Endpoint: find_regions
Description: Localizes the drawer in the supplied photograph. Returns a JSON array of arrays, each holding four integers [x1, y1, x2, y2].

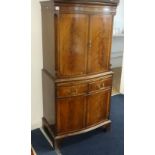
[[57, 83, 87, 98], [88, 76, 112, 93]]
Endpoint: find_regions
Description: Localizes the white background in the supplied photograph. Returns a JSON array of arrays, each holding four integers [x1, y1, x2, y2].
[[31, 0, 43, 129], [0, 0, 155, 155]]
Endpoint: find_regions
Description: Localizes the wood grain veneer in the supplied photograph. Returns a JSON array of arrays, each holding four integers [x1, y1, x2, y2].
[[41, 0, 119, 149]]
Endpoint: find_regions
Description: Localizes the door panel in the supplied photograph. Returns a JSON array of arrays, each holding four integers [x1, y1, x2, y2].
[[58, 14, 89, 77], [88, 14, 113, 73], [86, 89, 111, 127], [57, 96, 86, 134]]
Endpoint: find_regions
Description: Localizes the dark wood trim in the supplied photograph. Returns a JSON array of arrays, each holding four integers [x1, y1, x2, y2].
[[54, 0, 119, 6], [31, 149, 34, 155], [43, 68, 113, 83], [57, 75, 112, 86], [107, 75, 113, 119], [107, 15, 114, 70], [43, 117, 111, 140], [56, 87, 111, 99], [42, 117, 57, 149], [86, 15, 91, 74], [41, 0, 119, 6], [56, 120, 111, 139], [103, 122, 111, 132], [54, 5, 117, 15]]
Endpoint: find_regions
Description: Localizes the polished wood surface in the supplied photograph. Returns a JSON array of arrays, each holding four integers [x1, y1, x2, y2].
[[88, 14, 113, 73], [54, 0, 119, 6], [88, 76, 112, 92], [54, 4, 117, 15], [57, 83, 87, 98], [41, 0, 119, 149], [86, 89, 111, 126], [55, 0, 119, 3], [56, 96, 86, 134], [56, 85, 112, 134], [41, 1, 116, 78], [55, 6, 115, 77], [57, 14, 89, 77], [56, 75, 112, 97]]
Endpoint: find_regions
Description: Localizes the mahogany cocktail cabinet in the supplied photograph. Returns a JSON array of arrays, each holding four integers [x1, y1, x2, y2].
[[41, 0, 119, 149]]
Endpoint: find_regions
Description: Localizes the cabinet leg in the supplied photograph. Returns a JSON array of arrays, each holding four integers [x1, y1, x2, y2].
[[52, 139, 57, 150], [42, 118, 59, 150], [102, 123, 111, 132], [53, 139, 62, 150]]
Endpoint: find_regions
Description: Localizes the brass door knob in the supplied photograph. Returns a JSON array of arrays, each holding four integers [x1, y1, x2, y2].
[[96, 85, 101, 89], [70, 88, 77, 95], [100, 83, 104, 88], [96, 83, 104, 90]]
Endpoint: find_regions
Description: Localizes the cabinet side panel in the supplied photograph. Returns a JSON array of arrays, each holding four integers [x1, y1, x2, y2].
[[41, 2, 55, 75], [42, 71, 55, 125]]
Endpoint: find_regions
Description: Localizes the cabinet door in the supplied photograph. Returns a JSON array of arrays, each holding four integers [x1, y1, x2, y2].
[[88, 14, 113, 74], [57, 14, 89, 77], [86, 89, 111, 127], [56, 96, 86, 134]]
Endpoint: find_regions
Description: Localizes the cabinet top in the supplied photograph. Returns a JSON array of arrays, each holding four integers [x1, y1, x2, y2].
[[54, 0, 119, 5]]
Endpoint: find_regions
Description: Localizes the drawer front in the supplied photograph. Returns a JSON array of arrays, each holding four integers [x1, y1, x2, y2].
[[57, 83, 87, 98], [56, 75, 112, 98], [88, 76, 112, 93]]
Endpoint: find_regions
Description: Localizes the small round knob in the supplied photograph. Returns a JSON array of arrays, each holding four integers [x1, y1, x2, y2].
[[96, 85, 100, 89], [70, 88, 77, 95], [101, 83, 104, 88]]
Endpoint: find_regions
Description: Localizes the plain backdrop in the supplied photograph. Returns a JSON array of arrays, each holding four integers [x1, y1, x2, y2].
[[31, 0, 44, 129]]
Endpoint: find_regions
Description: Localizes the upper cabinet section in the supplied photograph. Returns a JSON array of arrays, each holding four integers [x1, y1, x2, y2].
[[54, 3, 116, 78], [41, 1, 118, 78]]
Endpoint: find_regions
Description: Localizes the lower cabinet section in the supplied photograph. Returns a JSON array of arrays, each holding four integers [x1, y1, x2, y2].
[[56, 88, 111, 135], [42, 70, 113, 137], [42, 71, 113, 149]]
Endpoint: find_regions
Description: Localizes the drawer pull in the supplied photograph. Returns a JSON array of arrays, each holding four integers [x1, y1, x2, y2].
[[70, 88, 78, 95], [101, 83, 104, 87], [96, 83, 105, 89]]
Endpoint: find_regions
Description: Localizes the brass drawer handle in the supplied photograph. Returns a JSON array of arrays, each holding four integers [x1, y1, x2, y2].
[[70, 88, 78, 95], [96, 85, 100, 89], [96, 83, 105, 89], [101, 83, 105, 88]]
